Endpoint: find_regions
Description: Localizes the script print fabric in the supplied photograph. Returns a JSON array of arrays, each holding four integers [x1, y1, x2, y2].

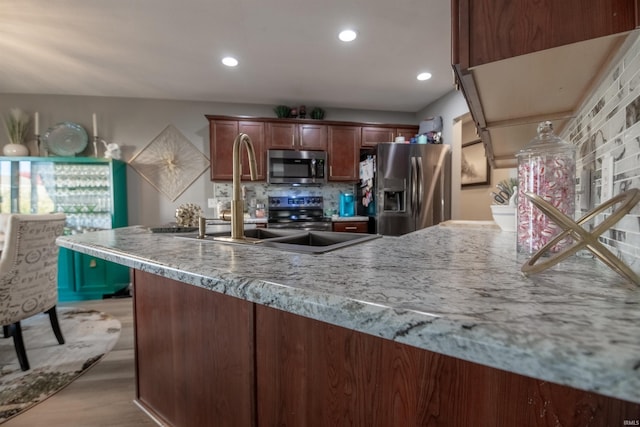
[[0, 215, 66, 325]]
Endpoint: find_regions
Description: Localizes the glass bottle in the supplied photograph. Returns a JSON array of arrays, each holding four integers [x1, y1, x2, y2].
[[516, 121, 576, 254]]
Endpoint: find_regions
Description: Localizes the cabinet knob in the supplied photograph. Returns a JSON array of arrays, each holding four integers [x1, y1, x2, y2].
[[89, 259, 97, 268]]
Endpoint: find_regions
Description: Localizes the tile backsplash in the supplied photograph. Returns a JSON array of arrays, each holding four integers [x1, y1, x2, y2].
[[211, 182, 356, 217], [561, 31, 640, 272]]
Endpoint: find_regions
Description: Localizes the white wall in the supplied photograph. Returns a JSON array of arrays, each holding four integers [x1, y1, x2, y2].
[[0, 94, 417, 226], [415, 90, 470, 219], [458, 167, 516, 220], [453, 113, 517, 220]]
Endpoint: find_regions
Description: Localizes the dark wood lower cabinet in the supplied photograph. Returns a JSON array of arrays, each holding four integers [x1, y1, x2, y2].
[[332, 220, 368, 233], [256, 305, 640, 426], [133, 270, 255, 427], [133, 271, 640, 426]]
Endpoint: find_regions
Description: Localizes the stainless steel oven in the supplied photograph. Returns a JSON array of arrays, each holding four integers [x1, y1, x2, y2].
[[267, 150, 327, 185], [267, 196, 332, 231]]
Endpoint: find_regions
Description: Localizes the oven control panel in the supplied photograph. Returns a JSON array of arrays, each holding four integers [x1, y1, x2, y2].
[[269, 196, 323, 208]]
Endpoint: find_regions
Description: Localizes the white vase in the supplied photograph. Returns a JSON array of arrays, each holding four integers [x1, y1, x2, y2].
[[3, 143, 29, 156], [490, 204, 516, 232]]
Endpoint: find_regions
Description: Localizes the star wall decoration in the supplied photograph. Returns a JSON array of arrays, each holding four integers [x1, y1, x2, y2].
[[129, 124, 209, 201]]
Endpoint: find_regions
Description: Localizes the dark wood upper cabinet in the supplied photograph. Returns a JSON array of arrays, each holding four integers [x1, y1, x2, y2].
[[266, 122, 327, 150], [298, 123, 327, 150], [209, 119, 265, 181], [207, 116, 417, 181], [328, 125, 360, 181], [395, 127, 419, 141], [361, 127, 394, 148], [361, 126, 419, 148], [451, 0, 639, 168], [453, 0, 639, 69]]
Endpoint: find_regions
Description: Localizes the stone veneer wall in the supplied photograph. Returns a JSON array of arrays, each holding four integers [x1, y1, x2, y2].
[[561, 31, 640, 272]]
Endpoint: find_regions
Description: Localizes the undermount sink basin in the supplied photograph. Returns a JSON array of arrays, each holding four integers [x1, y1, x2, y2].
[[198, 228, 302, 243], [176, 229, 380, 254], [261, 231, 380, 254]]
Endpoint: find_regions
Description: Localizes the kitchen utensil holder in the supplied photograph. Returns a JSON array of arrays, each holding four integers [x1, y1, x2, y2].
[[521, 189, 640, 286]]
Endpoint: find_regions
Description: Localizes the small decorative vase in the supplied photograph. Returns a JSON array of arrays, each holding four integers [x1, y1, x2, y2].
[[490, 204, 516, 232], [3, 143, 29, 156]]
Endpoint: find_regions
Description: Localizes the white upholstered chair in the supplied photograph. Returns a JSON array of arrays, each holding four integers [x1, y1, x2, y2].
[[0, 213, 67, 371]]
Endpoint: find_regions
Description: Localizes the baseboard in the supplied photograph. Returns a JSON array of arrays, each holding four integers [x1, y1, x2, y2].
[[133, 399, 169, 427]]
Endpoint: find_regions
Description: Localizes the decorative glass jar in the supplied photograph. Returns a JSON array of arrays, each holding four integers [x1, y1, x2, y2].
[[516, 121, 576, 254]]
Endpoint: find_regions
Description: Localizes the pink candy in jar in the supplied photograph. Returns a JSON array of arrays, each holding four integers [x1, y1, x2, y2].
[[516, 121, 576, 255]]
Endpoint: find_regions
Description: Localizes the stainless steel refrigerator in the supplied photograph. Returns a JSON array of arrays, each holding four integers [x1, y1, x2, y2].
[[358, 143, 451, 236]]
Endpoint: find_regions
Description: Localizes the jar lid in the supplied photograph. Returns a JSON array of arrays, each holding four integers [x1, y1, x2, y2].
[[516, 121, 575, 156]]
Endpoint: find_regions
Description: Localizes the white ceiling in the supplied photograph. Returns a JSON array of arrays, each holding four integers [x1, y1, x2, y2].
[[0, 0, 453, 113]]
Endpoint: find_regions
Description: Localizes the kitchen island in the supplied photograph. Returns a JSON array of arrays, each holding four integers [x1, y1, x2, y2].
[[57, 224, 640, 425]]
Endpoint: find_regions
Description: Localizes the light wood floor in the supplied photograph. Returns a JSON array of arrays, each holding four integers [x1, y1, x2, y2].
[[4, 298, 157, 427]]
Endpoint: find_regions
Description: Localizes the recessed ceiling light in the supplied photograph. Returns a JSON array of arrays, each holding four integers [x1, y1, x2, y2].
[[338, 29, 357, 42], [417, 72, 432, 81], [222, 56, 238, 67]]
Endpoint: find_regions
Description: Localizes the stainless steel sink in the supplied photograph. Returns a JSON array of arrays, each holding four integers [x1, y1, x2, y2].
[[261, 231, 380, 254], [199, 228, 301, 243], [176, 229, 380, 254]]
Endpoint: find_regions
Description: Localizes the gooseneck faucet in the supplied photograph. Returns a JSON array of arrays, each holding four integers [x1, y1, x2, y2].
[[231, 133, 258, 240]]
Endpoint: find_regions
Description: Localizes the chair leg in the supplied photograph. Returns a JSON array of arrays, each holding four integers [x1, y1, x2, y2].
[[3, 325, 9, 338], [9, 322, 30, 371], [47, 306, 65, 345]]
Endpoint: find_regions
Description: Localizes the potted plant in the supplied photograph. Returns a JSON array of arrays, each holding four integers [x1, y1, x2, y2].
[[490, 178, 518, 231], [310, 107, 325, 120], [273, 105, 291, 119], [3, 108, 30, 156]]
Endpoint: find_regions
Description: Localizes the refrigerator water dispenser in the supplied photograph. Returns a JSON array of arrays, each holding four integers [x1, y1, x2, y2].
[[383, 191, 405, 212]]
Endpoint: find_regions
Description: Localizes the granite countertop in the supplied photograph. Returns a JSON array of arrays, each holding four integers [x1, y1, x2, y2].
[[57, 224, 640, 404]]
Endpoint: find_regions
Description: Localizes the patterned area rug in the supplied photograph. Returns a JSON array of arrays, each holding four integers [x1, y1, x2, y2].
[[0, 307, 121, 423]]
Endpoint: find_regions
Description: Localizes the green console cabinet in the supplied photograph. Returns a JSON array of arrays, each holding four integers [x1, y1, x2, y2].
[[0, 156, 130, 301]]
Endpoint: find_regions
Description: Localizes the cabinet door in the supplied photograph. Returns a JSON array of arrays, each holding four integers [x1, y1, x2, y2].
[[453, 0, 638, 68], [298, 123, 327, 150], [210, 119, 265, 180], [328, 125, 360, 181], [134, 270, 255, 427], [256, 304, 640, 426], [267, 122, 328, 150], [361, 127, 394, 148], [256, 304, 442, 426], [395, 127, 418, 141], [266, 122, 296, 149]]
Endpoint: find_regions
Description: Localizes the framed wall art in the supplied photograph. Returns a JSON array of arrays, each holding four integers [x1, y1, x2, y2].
[[461, 140, 489, 187]]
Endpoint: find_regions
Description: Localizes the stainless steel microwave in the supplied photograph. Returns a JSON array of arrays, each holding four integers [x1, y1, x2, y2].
[[267, 150, 327, 184]]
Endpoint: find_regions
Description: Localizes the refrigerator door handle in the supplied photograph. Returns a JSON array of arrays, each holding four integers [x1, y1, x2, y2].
[[410, 156, 417, 214], [416, 156, 423, 215]]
